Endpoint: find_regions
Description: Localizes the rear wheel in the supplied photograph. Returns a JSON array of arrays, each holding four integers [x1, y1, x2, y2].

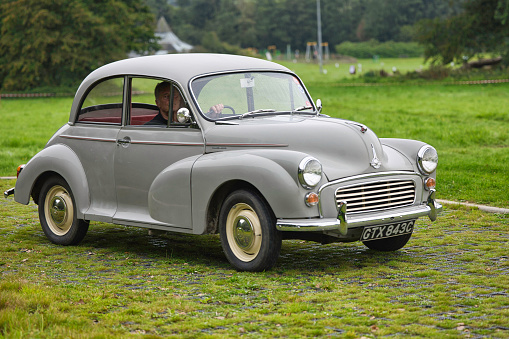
[[38, 177, 89, 245], [219, 190, 282, 271], [362, 233, 412, 251]]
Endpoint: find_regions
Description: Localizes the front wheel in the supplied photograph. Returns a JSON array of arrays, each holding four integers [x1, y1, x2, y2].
[[38, 177, 89, 245], [362, 233, 412, 251], [219, 190, 282, 271]]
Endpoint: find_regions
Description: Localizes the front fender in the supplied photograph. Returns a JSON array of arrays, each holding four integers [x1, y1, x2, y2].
[[381, 138, 432, 174], [14, 144, 90, 219], [191, 149, 324, 234]]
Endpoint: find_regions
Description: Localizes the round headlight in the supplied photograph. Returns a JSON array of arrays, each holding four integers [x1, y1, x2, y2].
[[417, 146, 438, 174], [298, 157, 322, 189]]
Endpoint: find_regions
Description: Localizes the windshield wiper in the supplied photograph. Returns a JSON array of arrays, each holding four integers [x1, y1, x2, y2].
[[292, 105, 314, 115], [240, 109, 276, 119]]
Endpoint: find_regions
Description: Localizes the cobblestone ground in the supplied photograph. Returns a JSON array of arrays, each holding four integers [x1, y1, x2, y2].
[[1, 178, 508, 338]]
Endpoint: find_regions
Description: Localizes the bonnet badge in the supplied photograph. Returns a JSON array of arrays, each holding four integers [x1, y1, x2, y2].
[[370, 143, 382, 169]]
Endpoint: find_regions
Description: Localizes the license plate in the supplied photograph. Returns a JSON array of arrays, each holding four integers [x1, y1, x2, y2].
[[361, 220, 415, 242]]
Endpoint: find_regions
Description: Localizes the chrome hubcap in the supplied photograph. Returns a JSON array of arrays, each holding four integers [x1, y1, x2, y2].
[[233, 216, 254, 250], [50, 196, 67, 225]]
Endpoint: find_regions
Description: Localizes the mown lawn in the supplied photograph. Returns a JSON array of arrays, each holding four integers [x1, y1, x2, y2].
[[1, 178, 508, 338]]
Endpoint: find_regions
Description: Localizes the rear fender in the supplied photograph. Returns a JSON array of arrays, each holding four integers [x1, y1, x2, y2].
[[14, 144, 90, 219]]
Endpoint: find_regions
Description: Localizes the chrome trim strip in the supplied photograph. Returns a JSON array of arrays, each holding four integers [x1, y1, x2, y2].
[[206, 143, 288, 147], [317, 171, 418, 217], [60, 135, 117, 143], [130, 141, 204, 146]]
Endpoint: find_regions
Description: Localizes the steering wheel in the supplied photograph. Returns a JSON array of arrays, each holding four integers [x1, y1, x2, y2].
[[222, 105, 235, 115], [207, 104, 235, 118]]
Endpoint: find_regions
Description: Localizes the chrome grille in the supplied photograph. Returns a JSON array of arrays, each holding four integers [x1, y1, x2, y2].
[[335, 180, 415, 213]]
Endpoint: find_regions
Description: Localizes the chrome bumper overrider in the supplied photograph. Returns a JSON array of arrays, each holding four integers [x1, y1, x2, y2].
[[276, 189, 442, 235], [4, 188, 14, 198]]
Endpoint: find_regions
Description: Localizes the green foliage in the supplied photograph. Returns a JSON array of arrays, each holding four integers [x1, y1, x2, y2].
[[158, 0, 455, 52], [335, 40, 424, 58], [415, 0, 509, 65], [0, 0, 158, 91], [362, 0, 437, 42], [198, 32, 241, 54]]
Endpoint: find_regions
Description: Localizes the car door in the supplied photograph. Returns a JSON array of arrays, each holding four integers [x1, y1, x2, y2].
[[112, 78, 204, 229]]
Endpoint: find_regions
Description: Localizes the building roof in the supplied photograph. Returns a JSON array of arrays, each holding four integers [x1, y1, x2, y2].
[[155, 17, 193, 53]]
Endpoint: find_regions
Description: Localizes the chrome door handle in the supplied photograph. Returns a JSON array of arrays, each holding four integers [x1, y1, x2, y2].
[[116, 136, 131, 147]]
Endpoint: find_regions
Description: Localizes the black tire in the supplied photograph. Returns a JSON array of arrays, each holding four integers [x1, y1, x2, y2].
[[362, 232, 412, 251], [219, 190, 282, 272], [38, 177, 89, 245]]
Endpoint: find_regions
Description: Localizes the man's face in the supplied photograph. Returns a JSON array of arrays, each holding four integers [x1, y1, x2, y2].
[[156, 86, 182, 121], [155, 85, 171, 119]]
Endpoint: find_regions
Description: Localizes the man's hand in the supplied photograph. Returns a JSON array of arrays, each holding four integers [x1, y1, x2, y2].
[[207, 104, 224, 119]]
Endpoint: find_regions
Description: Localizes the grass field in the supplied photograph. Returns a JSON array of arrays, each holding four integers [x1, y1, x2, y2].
[[280, 57, 430, 82], [1, 179, 508, 338]]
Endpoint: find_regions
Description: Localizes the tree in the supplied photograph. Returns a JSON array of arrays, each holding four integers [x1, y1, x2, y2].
[[415, 0, 509, 65], [0, 0, 158, 91]]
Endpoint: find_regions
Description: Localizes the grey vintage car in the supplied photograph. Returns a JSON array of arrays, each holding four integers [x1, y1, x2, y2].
[[5, 54, 441, 271]]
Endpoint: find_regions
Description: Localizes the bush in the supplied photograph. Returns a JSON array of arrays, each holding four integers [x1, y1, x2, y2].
[[335, 40, 424, 59]]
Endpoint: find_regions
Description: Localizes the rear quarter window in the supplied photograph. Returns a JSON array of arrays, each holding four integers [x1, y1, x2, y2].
[[77, 78, 124, 124]]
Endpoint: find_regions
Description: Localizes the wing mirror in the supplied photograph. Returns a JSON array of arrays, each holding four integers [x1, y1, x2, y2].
[[177, 107, 191, 123], [316, 99, 322, 114]]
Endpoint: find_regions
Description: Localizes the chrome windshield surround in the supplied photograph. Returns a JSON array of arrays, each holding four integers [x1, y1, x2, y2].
[[317, 171, 419, 218], [189, 70, 315, 122]]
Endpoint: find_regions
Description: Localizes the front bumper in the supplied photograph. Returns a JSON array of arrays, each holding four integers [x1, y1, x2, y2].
[[276, 189, 442, 235]]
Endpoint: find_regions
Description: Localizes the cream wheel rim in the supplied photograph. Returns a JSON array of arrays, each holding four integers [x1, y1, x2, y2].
[[44, 185, 74, 236], [226, 203, 262, 262]]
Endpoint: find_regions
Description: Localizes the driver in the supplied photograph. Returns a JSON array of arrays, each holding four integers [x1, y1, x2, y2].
[[147, 82, 225, 125], [146, 82, 182, 125]]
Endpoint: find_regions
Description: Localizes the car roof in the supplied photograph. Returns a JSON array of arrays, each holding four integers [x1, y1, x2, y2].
[[86, 53, 289, 82], [70, 53, 291, 122]]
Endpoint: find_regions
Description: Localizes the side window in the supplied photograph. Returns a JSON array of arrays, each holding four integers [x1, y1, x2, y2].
[[77, 78, 124, 124], [130, 78, 189, 127]]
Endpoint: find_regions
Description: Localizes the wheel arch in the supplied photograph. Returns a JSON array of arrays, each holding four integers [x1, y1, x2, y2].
[[205, 180, 275, 235], [191, 150, 321, 235], [14, 144, 90, 219]]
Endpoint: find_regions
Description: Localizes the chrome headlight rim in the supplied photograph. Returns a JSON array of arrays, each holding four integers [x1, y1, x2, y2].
[[298, 157, 322, 189], [417, 146, 438, 174]]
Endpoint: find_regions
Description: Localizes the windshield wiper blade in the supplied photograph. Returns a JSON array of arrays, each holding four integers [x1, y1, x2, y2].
[[294, 105, 313, 112], [240, 109, 276, 119], [292, 105, 315, 115]]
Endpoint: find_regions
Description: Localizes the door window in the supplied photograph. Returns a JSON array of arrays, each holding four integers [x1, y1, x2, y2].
[[130, 78, 188, 127]]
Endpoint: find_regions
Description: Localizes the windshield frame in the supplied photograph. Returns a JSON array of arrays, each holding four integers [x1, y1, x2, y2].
[[189, 70, 316, 122]]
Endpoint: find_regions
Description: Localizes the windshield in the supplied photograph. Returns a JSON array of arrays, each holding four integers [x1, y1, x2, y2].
[[191, 72, 314, 121]]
